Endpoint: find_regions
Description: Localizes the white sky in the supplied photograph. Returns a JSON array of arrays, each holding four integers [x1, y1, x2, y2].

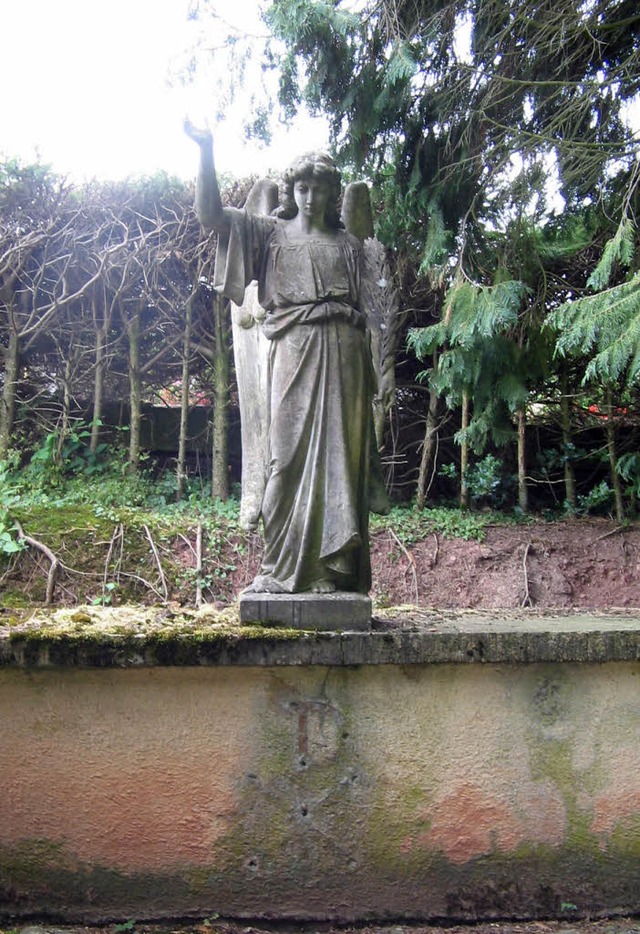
[[1, 0, 330, 182], [4, 0, 637, 188]]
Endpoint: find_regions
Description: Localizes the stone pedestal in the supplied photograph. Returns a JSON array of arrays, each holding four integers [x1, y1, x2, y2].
[[239, 591, 371, 631]]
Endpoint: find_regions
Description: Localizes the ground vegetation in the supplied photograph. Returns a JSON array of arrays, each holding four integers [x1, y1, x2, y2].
[[1, 457, 639, 610]]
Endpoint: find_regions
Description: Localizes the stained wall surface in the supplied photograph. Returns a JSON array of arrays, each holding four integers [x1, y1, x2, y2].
[[2, 660, 640, 919]]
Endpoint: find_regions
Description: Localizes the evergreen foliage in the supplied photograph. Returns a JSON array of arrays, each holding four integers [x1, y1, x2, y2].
[[546, 210, 640, 387], [408, 277, 531, 451]]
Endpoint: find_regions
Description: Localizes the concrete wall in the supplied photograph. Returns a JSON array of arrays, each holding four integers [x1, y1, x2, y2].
[[1, 618, 640, 920]]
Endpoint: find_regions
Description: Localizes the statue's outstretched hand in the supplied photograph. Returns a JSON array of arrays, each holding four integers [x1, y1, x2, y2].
[[184, 117, 226, 230], [183, 118, 213, 148]]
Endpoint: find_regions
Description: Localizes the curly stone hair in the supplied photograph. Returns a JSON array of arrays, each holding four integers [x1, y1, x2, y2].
[[274, 151, 343, 228]]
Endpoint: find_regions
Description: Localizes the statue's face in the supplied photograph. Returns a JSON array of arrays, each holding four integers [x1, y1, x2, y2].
[[293, 177, 331, 223]]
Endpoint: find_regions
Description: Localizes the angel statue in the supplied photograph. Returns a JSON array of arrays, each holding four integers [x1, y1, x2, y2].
[[185, 122, 397, 597]]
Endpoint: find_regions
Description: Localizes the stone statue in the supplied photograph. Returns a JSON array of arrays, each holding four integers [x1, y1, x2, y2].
[[185, 122, 389, 596], [227, 178, 278, 532]]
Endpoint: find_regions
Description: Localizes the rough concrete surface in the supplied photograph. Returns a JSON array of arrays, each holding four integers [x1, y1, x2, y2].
[[2, 656, 640, 920], [2, 608, 640, 922]]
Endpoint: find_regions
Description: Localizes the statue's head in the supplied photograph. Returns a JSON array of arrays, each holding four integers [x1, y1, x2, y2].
[[275, 151, 343, 228]]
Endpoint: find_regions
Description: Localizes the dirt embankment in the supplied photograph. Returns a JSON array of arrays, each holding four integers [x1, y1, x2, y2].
[[3, 514, 639, 612], [369, 518, 640, 611]]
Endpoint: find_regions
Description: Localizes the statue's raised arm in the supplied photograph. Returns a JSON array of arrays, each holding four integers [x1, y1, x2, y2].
[[183, 119, 229, 233]]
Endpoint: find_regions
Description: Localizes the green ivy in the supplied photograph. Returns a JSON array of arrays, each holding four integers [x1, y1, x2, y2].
[[0, 508, 25, 557], [370, 505, 498, 545]]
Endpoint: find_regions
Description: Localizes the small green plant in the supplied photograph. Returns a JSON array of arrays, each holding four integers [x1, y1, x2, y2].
[[91, 581, 118, 606], [465, 453, 506, 505], [617, 452, 640, 509], [439, 462, 458, 481], [370, 504, 493, 544], [0, 508, 25, 557], [21, 420, 116, 497], [560, 901, 578, 912], [438, 455, 511, 508], [114, 921, 136, 933], [0, 451, 23, 507], [30, 424, 104, 473], [577, 479, 613, 515]]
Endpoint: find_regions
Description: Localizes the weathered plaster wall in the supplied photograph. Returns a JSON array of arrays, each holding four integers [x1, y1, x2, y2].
[[2, 657, 640, 920]]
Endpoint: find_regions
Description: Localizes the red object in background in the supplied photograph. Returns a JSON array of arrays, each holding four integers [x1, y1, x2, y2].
[[587, 403, 628, 420]]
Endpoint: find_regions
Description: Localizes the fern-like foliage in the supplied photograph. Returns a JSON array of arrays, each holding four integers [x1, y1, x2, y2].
[[548, 273, 640, 385], [586, 217, 635, 291], [407, 277, 527, 359], [448, 279, 526, 343], [385, 40, 417, 86], [534, 216, 594, 263], [418, 202, 448, 275], [546, 214, 640, 386], [407, 277, 531, 450]]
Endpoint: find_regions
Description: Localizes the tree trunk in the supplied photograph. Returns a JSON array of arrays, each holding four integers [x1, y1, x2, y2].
[[560, 367, 576, 509], [177, 294, 194, 502], [416, 352, 439, 510], [460, 390, 470, 509], [211, 295, 229, 500], [0, 330, 20, 460], [90, 326, 106, 457], [127, 309, 142, 474], [605, 386, 625, 522], [517, 406, 528, 513], [56, 355, 73, 465]]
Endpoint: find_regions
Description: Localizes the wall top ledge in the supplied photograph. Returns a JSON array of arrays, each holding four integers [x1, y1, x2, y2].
[[1, 607, 639, 668]]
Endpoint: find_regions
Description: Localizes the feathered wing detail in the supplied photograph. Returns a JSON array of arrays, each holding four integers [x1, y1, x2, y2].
[[230, 179, 278, 530], [231, 286, 270, 529]]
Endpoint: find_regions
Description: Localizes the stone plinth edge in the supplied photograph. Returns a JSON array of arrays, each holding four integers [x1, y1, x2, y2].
[[1, 613, 640, 668], [239, 591, 371, 630]]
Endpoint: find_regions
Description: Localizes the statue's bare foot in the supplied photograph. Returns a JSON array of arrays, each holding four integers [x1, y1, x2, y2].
[[309, 579, 336, 593], [243, 575, 286, 594]]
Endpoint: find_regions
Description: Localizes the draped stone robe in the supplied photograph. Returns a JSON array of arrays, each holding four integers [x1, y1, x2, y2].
[[215, 208, 374, 593]]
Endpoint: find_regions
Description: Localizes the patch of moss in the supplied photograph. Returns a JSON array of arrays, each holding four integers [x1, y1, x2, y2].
[[1, 605, 312, 670], [6, 501, 247, 607], [236, 624, 305, 640], [526, 726, 605, 857], [0, 590, 32, 609], [0, 838, 195, 914], [605, 812, 640, 859]]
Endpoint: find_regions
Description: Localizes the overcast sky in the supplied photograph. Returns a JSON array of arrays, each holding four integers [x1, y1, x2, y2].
[[1, 0, 329, 181]]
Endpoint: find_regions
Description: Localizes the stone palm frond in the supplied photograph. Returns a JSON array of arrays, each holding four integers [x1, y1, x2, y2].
[[362, 237, 403, 448]]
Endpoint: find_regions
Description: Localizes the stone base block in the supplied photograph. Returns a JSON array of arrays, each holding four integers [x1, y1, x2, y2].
[[239, 591, 371, 631]]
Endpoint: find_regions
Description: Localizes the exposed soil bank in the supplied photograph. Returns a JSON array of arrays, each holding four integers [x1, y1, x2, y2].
[[3, 514, 639, 612], [370, 518, 640, 610]]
